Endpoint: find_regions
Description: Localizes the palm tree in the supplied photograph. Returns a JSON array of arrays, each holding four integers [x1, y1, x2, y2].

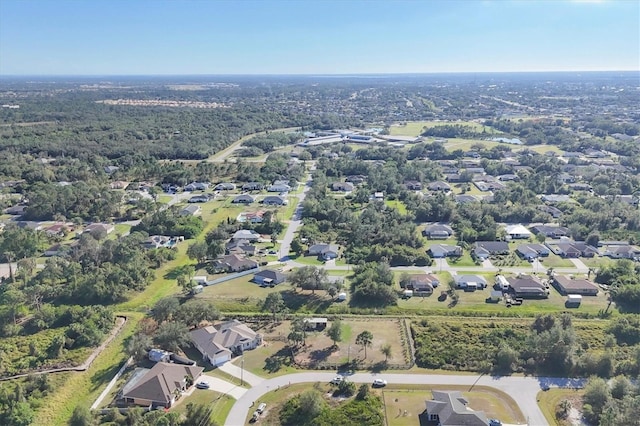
[[380, 344, 392, 362], [355, 331, 373, 359]]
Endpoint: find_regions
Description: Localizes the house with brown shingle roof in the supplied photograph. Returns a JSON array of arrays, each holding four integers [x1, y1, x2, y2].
[[120, 362, 203, 408]]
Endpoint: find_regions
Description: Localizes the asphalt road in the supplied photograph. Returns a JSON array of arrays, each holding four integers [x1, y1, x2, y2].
[[224, 371, 585, 426], [278, 168, 313, 261]]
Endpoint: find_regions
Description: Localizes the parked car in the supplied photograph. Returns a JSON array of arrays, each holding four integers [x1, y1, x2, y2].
[[372, 379, 387, 387], [250, 411, 259, 422], [330, 376, 344, 384], [489, 420, 502, 426], [195, 381, 210, 389], [257, 403, 267, 414]]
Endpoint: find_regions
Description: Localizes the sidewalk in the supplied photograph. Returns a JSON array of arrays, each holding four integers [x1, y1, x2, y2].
[[219, 360, 265, 387]]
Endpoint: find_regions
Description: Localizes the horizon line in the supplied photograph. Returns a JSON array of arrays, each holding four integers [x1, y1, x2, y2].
[[1, 70, 639, 78]]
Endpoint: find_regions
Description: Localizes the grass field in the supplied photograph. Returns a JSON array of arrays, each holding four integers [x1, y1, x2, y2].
[[382, 385, 525, 426], [389, 120, 495, 137], [232, 340, 298, 378], [174, 389, 235, 425], [384, 199, 408, 214], [538, 253, 574, 268]]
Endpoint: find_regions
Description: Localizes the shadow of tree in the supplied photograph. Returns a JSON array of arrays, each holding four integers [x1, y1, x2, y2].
[[163, 264, 194, 280], [309, 346, 334, 362], [264, 346, 293, 373]]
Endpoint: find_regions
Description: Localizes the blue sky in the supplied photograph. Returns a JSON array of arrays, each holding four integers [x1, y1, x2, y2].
[[0, 0, 638, 75]]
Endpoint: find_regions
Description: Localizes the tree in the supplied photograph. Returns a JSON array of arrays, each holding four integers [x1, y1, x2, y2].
[[174, 300, 220, 327], [69, 405, 95, 426], [355, 331, 373, 359], [326, 320, 342, 347], [298, 389, 327, 419], [126, 332, 153, 361], [263, 292, 285, 323], [271, 233, 278, 248], [583, 376, 611, 424], [289, 266, 329, 294], [290, 238, 303, 256], [207, 240, 224, 259], [152, 297, 180, 323], [186, 241, 208, 264], [380, 343, 392, 362], [153, 321, 189, 353], [495, 343, 519, 373], [182, 402, 217, 426]]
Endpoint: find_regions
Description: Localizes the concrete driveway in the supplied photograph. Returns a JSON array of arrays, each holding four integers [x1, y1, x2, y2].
[[197, 374, 247, 400]]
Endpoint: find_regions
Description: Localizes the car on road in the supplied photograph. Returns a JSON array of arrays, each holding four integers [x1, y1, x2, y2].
[[330, 376, 344, 384], [195, 381, 210, 389], [372, 379, 387, 387]]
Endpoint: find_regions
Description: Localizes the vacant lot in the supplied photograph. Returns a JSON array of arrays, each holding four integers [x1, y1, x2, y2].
[[382, 385, 525, 426], [174, 388, 235, 425], [537, 388, 584, 426], [255, 318, 410, 368]]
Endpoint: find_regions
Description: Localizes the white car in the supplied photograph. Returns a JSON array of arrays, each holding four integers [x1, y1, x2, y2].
[[330, 376, 344, 384], [372, 379, 387, 387]]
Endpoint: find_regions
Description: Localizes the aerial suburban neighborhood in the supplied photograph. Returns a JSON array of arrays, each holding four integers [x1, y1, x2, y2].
[[1, 29, 639, 426]]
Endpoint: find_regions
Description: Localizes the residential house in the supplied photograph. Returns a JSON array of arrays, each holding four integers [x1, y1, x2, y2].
[[497, 174, 519, 182], [242, 182, 264, 191], [231, 230, 261, 241], [516, 244, 550, 261], [332, 182, 354, 192], [473, 241, 509, 260], [455, 275, 487, 290], [603, 245, 640, 260], [44, 223, 70, 237], [308, 243, 339, 260], [83, 223, 115, 236], [185, 182, 210, 191], [253, 269, 286, 286], [4, 205, 26, 215], [423, 224, 454, 239], [232, 194, 255, 204], [505, 224, 532, 240], [553, 275, 598, 296], [428, 244, 462, 258], [373, 192, 384, 201], [403, 273, 439, 295], [424, 391, 489, 426], [427, 181, 451, 192], [213, 182, 235, 191], [188, 195, 210, 203], [557, 173, 576, 184], [44, 243, 65, 257], [444, 173, 462, 183], [120, 362, 203, 408], [180, 205, 201, 216], [546, 241, 598, 258], [267, 183, 291, 192], [141, 235, 178, 250], [404, 180, 422, 190], [104, 165, 119, 174], [238, 211, 265, 223], [454, 195, 478, 204], [224, 239, 256, 256], [190, 320, 262, 366], [538, 205, 563, 219], [262, 195, 287, 206], [474, 181, 506, 192], [345, 175, 366, 184], [530, 225, 570, 239], [212, 254, 258, 272], [507, 275, 548, 298], [568, 183, 592, 192], [541, 194, 571, 204]]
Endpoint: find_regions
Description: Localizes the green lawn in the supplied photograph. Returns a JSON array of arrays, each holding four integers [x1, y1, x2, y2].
[[389, 120, 496, 137], [384, 199, 408, 214], [538, 253, 574, 268], [174, 389, 235, 425], [157, 194, 173, 204], [444, 138, 503, 152], [446, 252, 478, 267], [233, 340, 298, 378]]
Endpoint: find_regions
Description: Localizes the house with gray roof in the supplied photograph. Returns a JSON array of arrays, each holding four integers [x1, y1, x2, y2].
[[180, 204, 201, 216], [424, 390, 489, 426], [120, 362, 203, 408], [212, 254, 258, 272], [308, 243, 339, 260], [191, 320, 262, 366], [253, 269, 287, 286], [262, 195, 288, 206], [423, 224, 454, 240], [332, 182, 354, 192], [507, 275, 548, 298], [455, 275, 487, 290], [473, 241, 509, 260], [427, 181, 451, 192], [428, 244, 462, 258], [232, 194, 255, 204], [516, 244, 550, 261], [530, 225, 569, 239], [231, 230, 261, 241]]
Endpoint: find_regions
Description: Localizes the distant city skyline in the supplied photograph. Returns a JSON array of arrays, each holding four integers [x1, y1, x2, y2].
[[0, 0, 638, 75]]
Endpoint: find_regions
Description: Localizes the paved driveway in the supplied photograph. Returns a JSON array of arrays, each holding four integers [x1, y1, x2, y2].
[[197, 375, 247, 400]]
